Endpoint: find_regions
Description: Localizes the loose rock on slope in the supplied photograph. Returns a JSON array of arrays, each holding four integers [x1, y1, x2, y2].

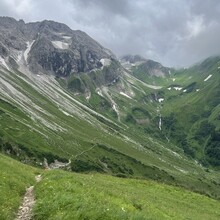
[[15, 175, 42, 220]]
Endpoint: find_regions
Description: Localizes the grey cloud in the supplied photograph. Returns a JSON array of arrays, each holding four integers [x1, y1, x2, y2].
[[1, 0, 220, 66], [72, 0, 131, 16]]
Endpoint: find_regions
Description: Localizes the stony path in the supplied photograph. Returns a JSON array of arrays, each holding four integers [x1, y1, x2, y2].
[[35, 175, 42, 183], [15, 175, 42, 220]]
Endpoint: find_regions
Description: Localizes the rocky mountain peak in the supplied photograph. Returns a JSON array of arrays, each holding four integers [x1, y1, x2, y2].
[[120, 54, 171, 78], [0, 16, 116, 77]]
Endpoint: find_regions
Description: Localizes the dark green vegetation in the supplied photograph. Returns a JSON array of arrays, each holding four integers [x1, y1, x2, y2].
[[71, 143, 175, 183], [0, 153, 38, 220], [130, 56, 220, 168], [160, 57, 220, 167]]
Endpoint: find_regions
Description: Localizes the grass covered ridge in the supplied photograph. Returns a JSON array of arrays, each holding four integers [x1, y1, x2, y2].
[[0, 153, 39, 220], [34, 170, 220, 220]]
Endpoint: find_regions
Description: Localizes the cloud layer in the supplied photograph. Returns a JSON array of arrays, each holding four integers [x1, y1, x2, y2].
[[1, 0, 220, 66]]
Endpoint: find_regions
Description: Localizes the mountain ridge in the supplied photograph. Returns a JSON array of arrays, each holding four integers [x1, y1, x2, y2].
[[0, 16, 116, 78], [0, 17, 220, 206]]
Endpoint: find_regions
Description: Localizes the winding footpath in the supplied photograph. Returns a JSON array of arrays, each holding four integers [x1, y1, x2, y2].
[[15, 175, 42, 220]]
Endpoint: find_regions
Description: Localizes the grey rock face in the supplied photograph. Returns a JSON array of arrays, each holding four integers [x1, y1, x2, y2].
[[0, 17, 27, 52], [120, 54, 147, 64], [121, 54, 171, 78], [0, 16, 115, 77], [137, 60, 171, 77]]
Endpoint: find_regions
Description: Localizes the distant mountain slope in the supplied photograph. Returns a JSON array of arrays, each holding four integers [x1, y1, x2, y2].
[[160, 56, 220, 166], [0, 17, 220, 200], [124, 55, 220, 167], [121, 54, 172, 79]]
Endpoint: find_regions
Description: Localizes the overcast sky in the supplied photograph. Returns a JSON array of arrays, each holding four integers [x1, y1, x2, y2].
[[1, 0, 220, 67]]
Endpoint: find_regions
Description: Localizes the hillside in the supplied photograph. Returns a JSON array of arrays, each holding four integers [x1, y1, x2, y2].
[[0, 17, 220, 219], [157, 57, 220, 166], [1, 52, 220, 199], [33, 170, 220, 220], [0, 153, 38, 219], [1, 154, 220, 220], [125, 55, 220, 167]]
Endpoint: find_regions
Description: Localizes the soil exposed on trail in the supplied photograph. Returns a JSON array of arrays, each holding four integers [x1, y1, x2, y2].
[[15, 175, 41, 220]]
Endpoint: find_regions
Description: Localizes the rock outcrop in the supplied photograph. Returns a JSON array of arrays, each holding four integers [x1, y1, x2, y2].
[[0, 17, 115, 77]]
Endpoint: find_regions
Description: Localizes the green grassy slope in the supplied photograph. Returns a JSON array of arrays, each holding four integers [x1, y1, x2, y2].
[[0, 153, 39, 220], [128, 56, 220, 167], [1, 64, 220, 199], [34, 169, 220, 220], [160, 57, 220, 166], [1, 154, 220, 220]]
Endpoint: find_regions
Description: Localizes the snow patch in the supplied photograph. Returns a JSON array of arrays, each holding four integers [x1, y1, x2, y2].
[[196, 89, 200, 92], [172, 78, 176, 82], [173, 87, 182, 91], [96, 88, 104, 97], [159, 116, 162, 130], [167, 87, 171, 90], [52, 41, 69, 50], [62, 36, 72, 40], [112, 104, 117, 112], [100, 58, 111, 67], [158, 98, 164, 103], [183, 89, 187, 93], [204, 74, 212, 82]]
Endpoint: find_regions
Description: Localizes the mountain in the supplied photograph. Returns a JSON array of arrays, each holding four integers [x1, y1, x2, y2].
[[160, 56, 220, 166], [0, 17, 115, 78], [121, 54, 220, 167], [0, 17, 220, 218], [134, 59, 171, 77], [120, 55, 174, 97]]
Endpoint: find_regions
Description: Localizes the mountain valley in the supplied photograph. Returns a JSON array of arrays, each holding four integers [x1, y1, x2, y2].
[[0, 17, 220, 219]]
